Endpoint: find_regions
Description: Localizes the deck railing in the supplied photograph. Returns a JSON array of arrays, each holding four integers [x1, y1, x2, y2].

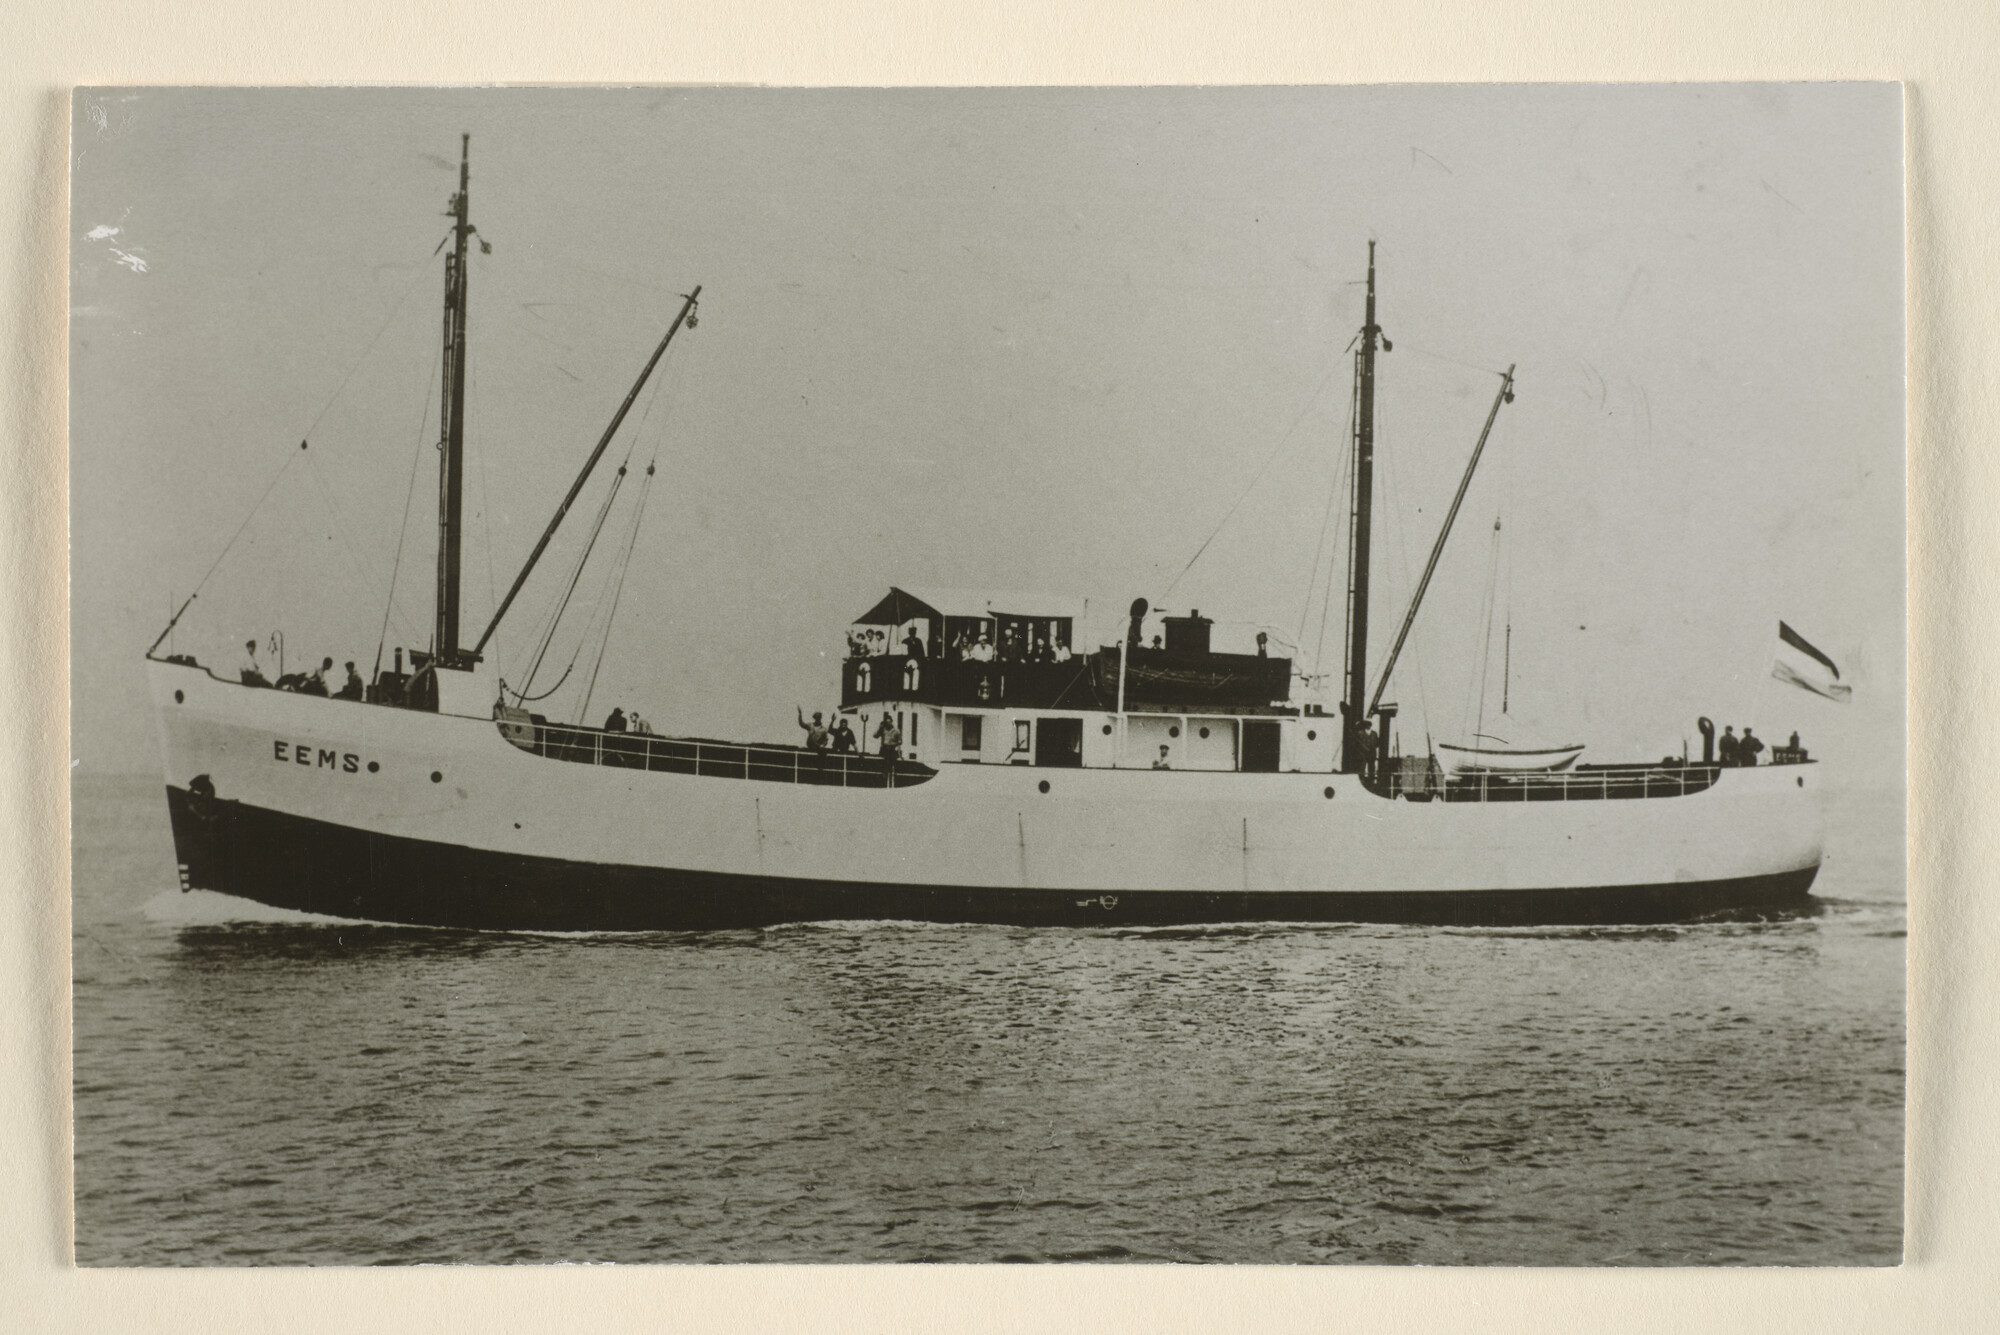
[[505, 718, 936, 789], [1380, 764, 1730, 803]]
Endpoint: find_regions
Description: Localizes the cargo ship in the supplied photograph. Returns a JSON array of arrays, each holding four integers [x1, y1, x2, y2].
[[145, 138, 1824, 930]]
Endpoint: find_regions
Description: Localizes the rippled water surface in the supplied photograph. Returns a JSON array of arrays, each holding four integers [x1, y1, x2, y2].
[[72, 773, 1903, 1265]]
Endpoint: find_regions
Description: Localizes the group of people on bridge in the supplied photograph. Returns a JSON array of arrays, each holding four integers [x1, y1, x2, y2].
[[948, 624, 1071, 665], [846, 623, 1072, 666]]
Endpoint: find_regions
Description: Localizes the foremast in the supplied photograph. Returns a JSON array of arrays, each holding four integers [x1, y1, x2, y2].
[[1340, 242, 1389, 773]]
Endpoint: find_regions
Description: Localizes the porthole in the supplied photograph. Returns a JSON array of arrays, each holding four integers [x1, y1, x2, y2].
[[1797, 776, 1804, 787], [1038, 780, 1050, 794], [1101, 724, 1113, 735], [1168, 725, 1181, 738], [173, 690, 184, 704], [1307, 729, 1317, 741], [430, 771, 443, 783], [1198, 726, 1210, 739], [367, 761, 380, 773], [1323, 786, 1335, 799]]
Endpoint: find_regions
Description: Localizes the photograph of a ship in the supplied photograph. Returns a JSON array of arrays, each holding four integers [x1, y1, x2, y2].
[[71, 86, 1904, 1265]]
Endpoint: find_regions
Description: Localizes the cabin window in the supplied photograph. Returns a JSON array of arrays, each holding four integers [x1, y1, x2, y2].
[[962, 715, 983, 751], [903, 659, 921, 690], [911, 712, 919, 746], [1014, 720, 1031, 752], [856, 662, 872, 693]]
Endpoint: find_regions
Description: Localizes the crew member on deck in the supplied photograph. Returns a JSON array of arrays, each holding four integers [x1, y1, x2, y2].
[[1051, 632, 1071, 664], [1740, 727, 1765, 767], [1718, 726, 1740, 766], [336, 661, 364, 700], [875, 714, 903, 761], [240, 639, 269, 687], [903, 629, 926, 659], [304, 657, 333, 696], [604, 706, 627, 733], [798, 707, 830, 752], [831, 717, 858, 753], [966, 633, 995, 663], [1153, 744, 1173, 770]]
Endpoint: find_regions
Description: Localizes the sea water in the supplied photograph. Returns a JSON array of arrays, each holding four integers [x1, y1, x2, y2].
[[71, 772, 1903, 1265]]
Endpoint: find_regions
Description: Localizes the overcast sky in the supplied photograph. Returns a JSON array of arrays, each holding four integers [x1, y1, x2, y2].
[[71, 85, 1902, 774]]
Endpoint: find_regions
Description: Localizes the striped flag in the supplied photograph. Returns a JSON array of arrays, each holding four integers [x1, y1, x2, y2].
[[1773, 621, 1851, 703]]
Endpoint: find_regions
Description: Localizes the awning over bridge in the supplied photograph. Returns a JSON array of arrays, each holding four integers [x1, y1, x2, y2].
[[850, 586, 1089, 628]]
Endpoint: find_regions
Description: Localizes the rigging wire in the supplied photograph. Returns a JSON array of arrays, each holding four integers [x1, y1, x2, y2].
[[1394, 339, 1505, 378], [562, 484, 642, 721], [1296, 372, 1358, 665], [568, 350, 682, 721], [1162, 357, 1344, 600], [160, 238, 447, 650], [1469, 515, 1504, 742], [511, 663, 575, 704], [1313, 367, 1362, 690], [304, 450, 410, 631], [511, 346, 679, 705], [1458, 384, 1521, 743], [504, 340, 682, 690], [507, 338, 683, 714], [577, 465, 656, 725], [1368, 364, 1430, 746], [301, 240, 450, 443], [373, 335, 444, 681], [179, 447, 304, 612], [515, 466, 630, 703], [472, 357, 501, 671]]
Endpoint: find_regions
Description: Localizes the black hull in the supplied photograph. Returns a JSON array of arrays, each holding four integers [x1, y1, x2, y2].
[[165, 786, 1819, 932]]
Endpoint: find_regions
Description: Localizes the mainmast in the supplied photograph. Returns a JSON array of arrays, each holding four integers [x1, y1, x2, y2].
[[435, 133, 477, 668], [1340, 242, 1390, 773]]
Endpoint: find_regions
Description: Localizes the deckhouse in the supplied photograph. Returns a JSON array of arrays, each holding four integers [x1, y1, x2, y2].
[[838, 585, 1331, 774]]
